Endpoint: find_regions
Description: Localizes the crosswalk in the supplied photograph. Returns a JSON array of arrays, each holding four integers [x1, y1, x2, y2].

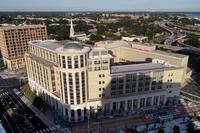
[[0, 90, 14, 97], [34, 126, 57, 133]]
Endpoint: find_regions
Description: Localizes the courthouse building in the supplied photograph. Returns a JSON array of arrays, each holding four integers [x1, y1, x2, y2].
[[0, 25, 47, 70], [25, 40, 188, 122]]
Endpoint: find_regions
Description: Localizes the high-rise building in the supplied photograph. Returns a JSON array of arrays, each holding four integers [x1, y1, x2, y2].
[[0, 25, 48, 70], [25, 40, 188, 122]]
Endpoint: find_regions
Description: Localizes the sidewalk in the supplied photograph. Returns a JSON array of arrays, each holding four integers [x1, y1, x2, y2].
[[20, 95, 55, 128]]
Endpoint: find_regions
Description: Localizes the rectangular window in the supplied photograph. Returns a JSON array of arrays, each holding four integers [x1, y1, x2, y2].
[[62, 56, 66, 68], [133, 99, 138, 108], [80, 55, 84, 67], [81, 71, 86, 102], [74, 56, 79, 68], [69, 73, 74, 104], [94, 60, 100, 64], [95, 67, 101, 71], [75, 72, 80, 104], [67, 56, 72, 68], [102, 60, 108, 64]]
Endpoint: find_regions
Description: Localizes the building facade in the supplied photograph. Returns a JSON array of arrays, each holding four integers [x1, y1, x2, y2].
[[25, 40, 188, 122], [0, 25, 48, 70]]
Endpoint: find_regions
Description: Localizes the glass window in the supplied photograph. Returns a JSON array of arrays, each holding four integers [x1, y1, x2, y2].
[[74, 56, 79, 68], [80, 55, 84, 67], [67, 56, 72, 68], [62, 56, 66, 68]]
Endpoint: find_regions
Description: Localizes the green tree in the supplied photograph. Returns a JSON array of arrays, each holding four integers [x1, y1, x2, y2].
[[187, 121, 195, 133], [173, 125, 180, 133], [97, 24, 107, 34], [75, 20, 91, 34], [157, 128, 165, 133], [90, 34, 103, 42]]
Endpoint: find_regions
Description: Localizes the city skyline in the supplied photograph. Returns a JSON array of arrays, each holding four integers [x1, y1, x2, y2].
[[0, 0, 200, 12]]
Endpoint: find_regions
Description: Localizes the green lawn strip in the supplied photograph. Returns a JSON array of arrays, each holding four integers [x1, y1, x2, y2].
[[21, 84, 49, 112]]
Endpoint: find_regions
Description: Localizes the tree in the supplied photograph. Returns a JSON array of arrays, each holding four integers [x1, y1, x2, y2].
[[187, 121, 195, 133], [75, 20, 90, 34], [173, 125, 180, 133], [90, 34, 103, 42], [97, 24, 107, 34], [157, 128, 165, 133]]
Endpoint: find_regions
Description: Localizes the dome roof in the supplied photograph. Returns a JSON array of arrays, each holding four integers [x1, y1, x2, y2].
[[63, 42, 84, 51]]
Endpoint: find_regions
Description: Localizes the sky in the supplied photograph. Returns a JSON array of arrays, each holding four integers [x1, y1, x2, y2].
[[0, 0, 200, 12]]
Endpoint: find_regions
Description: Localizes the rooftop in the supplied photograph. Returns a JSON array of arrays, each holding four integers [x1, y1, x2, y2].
[[0, 24, 46, 30], [31, 40, 90, 53], [111, 63, 177, 74], [63, 41, 84, 51]]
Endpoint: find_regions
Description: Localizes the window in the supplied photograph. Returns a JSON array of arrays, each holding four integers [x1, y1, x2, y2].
[[99, 88, 101, 91], [99, 94, 101, 97], [80, 55, 84, 67], [133, 99, 138, 108], [103, 66, 108, 70], [95, 67, 100, 71], [81, 71, 86, 102], [94, 60, 100, 64], [153, 96, 159, 105], [69, 73, 74, 104], [111, 92, 115, 96], [99, 75, 101, 78], [140, 98, 145, 107], [62, 56, 66, 68], [75, 72, 80, 104], [74, 56, 79, 68], [67, 56, 72, 68], [103, 60, 108, 64], [99, 81, 101, 84]]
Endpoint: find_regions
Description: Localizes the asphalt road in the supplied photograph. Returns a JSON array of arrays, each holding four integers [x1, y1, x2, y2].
[[0, 89, 47, 132], [0, 100, 20, 133]]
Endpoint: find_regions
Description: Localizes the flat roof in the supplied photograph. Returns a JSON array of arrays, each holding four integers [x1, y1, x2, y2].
[[111, 63, 176, 74], [0, 24, 46, 30], [31, 40, 91, 53], [121, 46, 187, 59], [31, 40, 63, 51], [154, 50, 187, 58]]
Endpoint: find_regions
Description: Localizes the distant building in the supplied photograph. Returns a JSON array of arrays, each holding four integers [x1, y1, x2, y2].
[[69, 19, 89, 42], [122, 35, 148, 42], [0, 25, 48, 70], [25, 40, 188, 122]]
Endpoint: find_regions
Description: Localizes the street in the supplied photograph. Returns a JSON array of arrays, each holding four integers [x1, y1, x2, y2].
[[0, 88, 49, 133]]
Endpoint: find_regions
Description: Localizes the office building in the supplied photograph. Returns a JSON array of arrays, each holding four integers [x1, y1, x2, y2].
[[25, 40, 188, 122], [0, 25, 48, 70]]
